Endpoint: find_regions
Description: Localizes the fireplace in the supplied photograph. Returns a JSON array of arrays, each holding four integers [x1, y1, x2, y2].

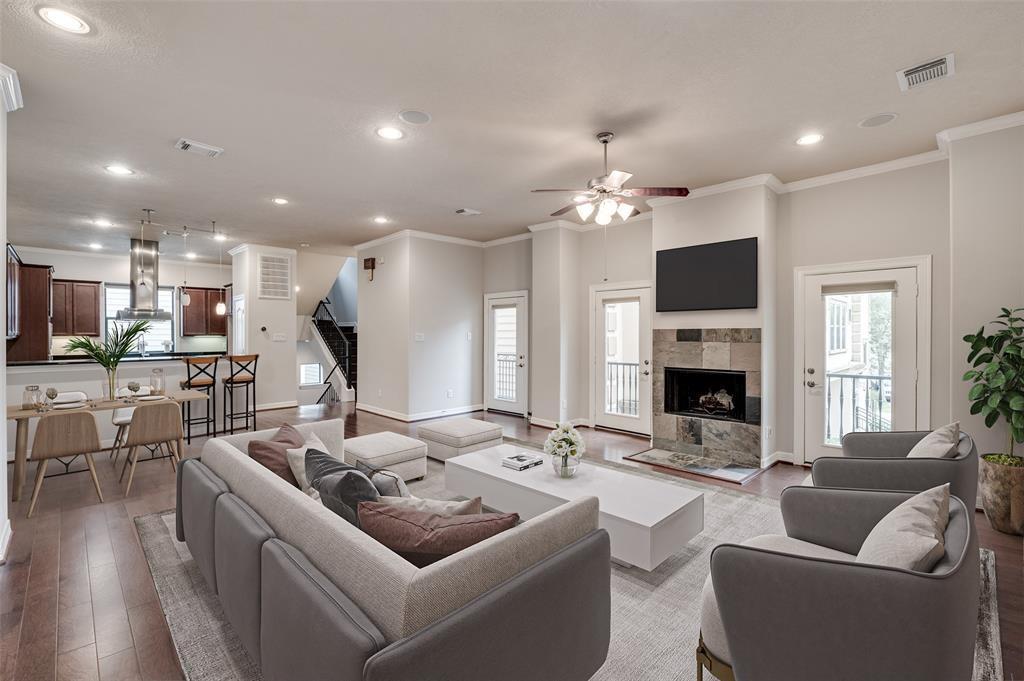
[[664, 367, 746, 423]]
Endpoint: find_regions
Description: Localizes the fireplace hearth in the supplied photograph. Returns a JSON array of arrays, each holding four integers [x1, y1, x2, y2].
[[664, 367, 746, 423]]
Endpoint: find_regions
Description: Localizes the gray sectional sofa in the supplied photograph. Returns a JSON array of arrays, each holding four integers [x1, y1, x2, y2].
[[175, 420, 612, 681]]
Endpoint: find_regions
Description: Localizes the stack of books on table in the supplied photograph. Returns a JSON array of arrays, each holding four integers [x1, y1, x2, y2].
[[502, 452, 544, 471]]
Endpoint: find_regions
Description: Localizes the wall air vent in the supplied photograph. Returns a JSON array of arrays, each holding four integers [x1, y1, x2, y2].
[[175, 137, 225, 158], [897, 53, 955, 92], [257, 254, 291, 299]]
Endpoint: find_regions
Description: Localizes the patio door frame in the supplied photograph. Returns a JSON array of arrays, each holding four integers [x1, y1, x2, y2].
[[589, 280, 653, 435], [793, 256, 931, 466], [483, 290, 529, 416]]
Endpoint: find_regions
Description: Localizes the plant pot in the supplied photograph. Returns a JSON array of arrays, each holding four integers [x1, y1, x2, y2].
[[979, 454, 1024, 535]]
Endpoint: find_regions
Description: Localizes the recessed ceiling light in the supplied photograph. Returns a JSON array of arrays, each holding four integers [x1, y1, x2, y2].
[[213, 232, 227, 242], [93, 218, 113, 228], [299, 242, 310, 247], [185, 252, 197, 260], [375, 127, 404, 140], [398, 110, 431, 125], [88, 243, 101, 250], [858, 112, 899, 128], [294, 285, 301, 292], [796, 133, 824, 146], [272, 197, 289, 205], [373, 216, 390, 224], [104, 164, 134, 175], [38, 7, 90, 34]]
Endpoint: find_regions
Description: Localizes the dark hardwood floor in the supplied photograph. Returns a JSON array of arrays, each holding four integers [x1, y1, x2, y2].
[[2, 403, 1021, 680]]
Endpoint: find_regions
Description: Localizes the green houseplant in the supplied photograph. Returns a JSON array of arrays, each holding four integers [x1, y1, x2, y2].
[[963, 306, 1024, 534], [65, 320, 151, 400]]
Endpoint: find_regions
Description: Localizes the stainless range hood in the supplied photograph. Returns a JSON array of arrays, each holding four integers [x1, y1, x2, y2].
[[116, 237, 172, 320]]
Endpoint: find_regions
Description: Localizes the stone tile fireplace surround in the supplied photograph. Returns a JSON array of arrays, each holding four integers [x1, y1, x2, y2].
[[653, 328, 762, 468]]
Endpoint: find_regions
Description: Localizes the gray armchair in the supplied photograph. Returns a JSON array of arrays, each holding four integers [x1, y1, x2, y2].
[[811, 430, 978, 510], [697, 486, 979, 681]]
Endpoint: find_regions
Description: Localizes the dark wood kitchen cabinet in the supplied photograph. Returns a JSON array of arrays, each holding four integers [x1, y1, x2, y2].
[[181, 286, 227, 336], [52, 279, 101, 336], [6, 244, 21, 339], [7, 264, 53, 362]]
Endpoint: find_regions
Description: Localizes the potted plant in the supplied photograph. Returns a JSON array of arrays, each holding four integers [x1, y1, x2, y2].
[[544, 422, 586, 478], [963, 306, 1024, 534], [65, 320, 151, 400]]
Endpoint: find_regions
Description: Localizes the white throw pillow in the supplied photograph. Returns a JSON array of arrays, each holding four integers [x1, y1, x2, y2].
[[286, 433, 331, 493], [856, 484, 950, 572], [906, 422, 960, 459]]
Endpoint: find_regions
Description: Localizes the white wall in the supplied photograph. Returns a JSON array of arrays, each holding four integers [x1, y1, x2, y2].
[[529, 228, 563, 423], [484, 238, 532, 293], [327, 256, 358, 325], [296, 249, 353, 316], [1, 82, 10, 558], [949, 126, 1024, 456], [356, 236, 411, 415], [775, 161, 951, 454], [408, 237, 483, 417]]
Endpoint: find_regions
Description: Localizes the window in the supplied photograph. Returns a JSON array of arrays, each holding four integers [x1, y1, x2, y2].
[[300, 363, 323, 385], [828, 298, 849, 353], [104, 285, 175, 353]]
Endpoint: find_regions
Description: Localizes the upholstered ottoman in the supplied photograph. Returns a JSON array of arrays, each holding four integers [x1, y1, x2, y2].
[[343, 431, 427, 481], [417, 418, 504, 461]]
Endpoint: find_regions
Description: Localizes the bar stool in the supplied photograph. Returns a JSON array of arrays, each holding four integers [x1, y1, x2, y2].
[[110, 385, 152, 465], [28, 412, 104, 517], [222, 354, 258, 434], [121, 401, 185, 496], [179, 356, 219, 443]]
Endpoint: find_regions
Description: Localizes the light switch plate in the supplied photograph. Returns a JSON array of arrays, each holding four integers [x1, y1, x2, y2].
[[446, 389, 454, 398], [414, 332, 425, 342], [271, 333, 286, 342]]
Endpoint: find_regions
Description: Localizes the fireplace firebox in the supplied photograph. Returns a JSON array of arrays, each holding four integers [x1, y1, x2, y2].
[[664, 367, 746, 423]]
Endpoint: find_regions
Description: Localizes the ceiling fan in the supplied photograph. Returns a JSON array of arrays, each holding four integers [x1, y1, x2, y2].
[[532, 132, 689, 224]]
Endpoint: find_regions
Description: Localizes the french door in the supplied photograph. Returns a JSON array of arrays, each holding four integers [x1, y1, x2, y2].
[[484, 292, 529, 416], [800, 267, 922, 463], [594, 287, 652, 434]]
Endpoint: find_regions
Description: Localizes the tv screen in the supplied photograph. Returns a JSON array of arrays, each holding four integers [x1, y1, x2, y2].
[[656, 237, 758, 312]]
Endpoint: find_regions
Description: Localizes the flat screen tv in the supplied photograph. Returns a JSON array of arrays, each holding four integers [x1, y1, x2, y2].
[[656, 237, 757, 312]]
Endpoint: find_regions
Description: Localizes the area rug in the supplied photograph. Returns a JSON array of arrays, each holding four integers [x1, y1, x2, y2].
[[136, 459, 1003, 681]]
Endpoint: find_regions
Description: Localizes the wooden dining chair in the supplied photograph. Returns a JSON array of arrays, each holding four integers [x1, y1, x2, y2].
[[28, 411, 104, 517], [120, 402, 185, 496], [110, 385, 152, 465]]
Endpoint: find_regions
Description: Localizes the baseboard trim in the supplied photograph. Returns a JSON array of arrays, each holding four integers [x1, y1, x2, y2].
[[256, 401, 299, 412], [763, 451, 795, 467], [0, 520, 13, 565], [356, 403, 485, 423], [529, 416, 593, 429]]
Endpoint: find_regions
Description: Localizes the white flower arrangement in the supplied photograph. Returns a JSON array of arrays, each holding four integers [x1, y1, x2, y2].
[[543, 422, 586, 460]]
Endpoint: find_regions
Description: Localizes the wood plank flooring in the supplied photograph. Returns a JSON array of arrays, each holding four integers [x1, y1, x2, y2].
[[3, 403, 1021, 679]]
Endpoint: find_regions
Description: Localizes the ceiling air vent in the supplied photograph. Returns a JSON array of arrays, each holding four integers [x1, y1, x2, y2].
[[257, 254, 291, 299], [897, 53, 955, 92], [174, 137, 225, 158]]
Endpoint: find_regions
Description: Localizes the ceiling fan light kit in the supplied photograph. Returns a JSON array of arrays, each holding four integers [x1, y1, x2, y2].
[[532, 131, 689, 224]]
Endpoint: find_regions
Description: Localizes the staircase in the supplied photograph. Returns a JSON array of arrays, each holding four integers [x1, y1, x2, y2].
[[312, 300, 357, 403]]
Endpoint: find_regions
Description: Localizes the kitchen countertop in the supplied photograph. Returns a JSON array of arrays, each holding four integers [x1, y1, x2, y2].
[[7, 351, 227, 367]]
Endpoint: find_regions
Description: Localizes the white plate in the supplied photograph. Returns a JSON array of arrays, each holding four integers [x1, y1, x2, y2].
[[53, 394, 86, 404], [138, 395, 167, 401], [53, 402, 85, 410]]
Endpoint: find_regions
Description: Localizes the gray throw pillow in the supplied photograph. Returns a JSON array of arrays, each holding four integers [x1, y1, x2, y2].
[[355, 460, 411, 497], [906, 422, 960, 459], [305, 448, 355, 489], [856, 484, 950, 572], [376, 495, 483, 516], [286, 433, 330, 493], [314, 469, 380, 527]]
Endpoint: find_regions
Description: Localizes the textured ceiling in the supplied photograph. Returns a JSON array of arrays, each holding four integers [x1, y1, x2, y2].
[[3, 1, 1023, 261]]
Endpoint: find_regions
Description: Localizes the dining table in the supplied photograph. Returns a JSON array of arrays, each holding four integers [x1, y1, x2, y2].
[[7, 389, 209, 502]]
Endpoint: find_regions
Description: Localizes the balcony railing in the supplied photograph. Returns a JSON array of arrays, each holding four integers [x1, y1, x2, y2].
[[825, 372, 892, 443], [606, 361, 640, 416], [495, 353, 517, 401]]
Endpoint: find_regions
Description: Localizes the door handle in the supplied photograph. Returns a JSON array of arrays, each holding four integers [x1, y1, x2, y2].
[[518, 363, 525, 368], [806, 380, 816, 388], [642, 370, 650, 376]]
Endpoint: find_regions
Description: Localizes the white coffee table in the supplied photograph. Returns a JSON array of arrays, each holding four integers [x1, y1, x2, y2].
[[445, 444, 704, 571]]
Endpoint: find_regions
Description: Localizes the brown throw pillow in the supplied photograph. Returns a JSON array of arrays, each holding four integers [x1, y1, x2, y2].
[[358, 501, 518, 567], [247, 423, 305, 487]]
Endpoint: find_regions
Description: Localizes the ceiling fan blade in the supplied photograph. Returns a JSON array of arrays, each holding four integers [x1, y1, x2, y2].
[[626, 187, 690, 197], [550, 204, 579, 217], [605, 170, 633, 188], [531, 189, 592, 193]]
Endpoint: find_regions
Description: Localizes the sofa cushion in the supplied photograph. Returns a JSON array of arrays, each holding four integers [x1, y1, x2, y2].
[[701, 534, 856, 664], [248, 424, 305, 487], [906, 422, 960, 459], [315, 470, 381, 527], [305, 448, 356, 488], [345, 432, 427, 469], [376, 495, 483, 516], [286, 433, 329, 493], [358, 501, 519, 567], [856, 484, 950, 571], [355, 460, 411, 498], [417, 418, 503, 448]]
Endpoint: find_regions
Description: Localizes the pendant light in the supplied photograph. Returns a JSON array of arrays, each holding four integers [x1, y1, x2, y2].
[[213, 221, 226, 315], [180, 226, 191, 306]]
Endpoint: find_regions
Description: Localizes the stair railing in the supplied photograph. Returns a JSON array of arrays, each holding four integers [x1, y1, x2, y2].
[[312, 300, 355, 393]]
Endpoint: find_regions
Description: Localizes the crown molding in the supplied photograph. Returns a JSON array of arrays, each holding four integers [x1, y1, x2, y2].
[[355, 229, 485, 251], [0, 64, 23, 113], [779, 150, 948, 194], [228, 243, 296, 257], [527, 219, 585, 233], [482, 232, 533, 248], [936, 110, 1024, 152], [14, 244, 228, 267]]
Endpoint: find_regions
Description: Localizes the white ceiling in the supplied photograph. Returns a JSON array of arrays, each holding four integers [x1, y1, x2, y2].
[[3, 1, 1023, 261]]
